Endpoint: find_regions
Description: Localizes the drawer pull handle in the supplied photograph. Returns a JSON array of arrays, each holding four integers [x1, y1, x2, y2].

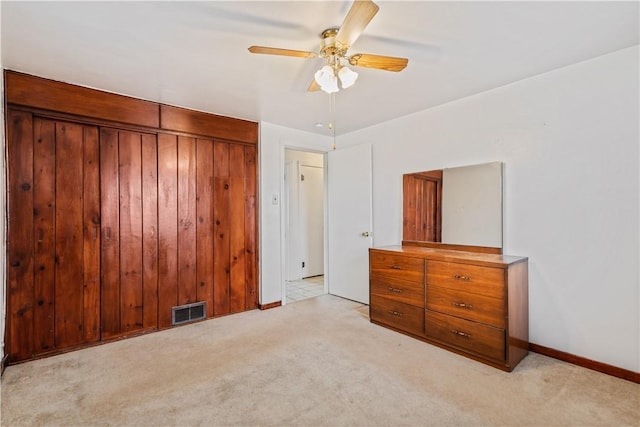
[[389, 265, 402, 270], [388, 310, 403, 317], [453, 302, 472, 309], [451, 329, 471, 338], [453, 274, 471, 281], [387, 287, 404, 293]]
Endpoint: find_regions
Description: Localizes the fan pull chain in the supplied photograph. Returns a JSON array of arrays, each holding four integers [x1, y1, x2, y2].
[[330, 92, 337, 150]]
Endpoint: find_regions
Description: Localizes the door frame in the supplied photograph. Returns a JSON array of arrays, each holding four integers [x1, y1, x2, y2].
[[279, 146, 328, 305]]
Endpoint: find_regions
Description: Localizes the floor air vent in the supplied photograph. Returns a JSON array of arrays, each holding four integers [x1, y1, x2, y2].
[[172, 302, 206, 325]]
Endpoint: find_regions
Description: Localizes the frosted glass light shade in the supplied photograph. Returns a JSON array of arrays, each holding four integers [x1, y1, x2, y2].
[[315, 65, 339, 93], [338, 66, 358, 89], [322, 76, 339, 93], [314, 66, 332, 85]]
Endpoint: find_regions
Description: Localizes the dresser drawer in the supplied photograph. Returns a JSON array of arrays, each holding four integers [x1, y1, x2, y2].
[[425, 310, 505, 362], [370, 295, 424, 336], [426, 285, 505, 327], [370, 252, 424, 283], [426, 260, 504, 299], [371, 276, 424, 307]]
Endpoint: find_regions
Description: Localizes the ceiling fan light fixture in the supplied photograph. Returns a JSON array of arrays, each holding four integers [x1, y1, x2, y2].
[[248, 1, 409, 95], [338, 66, 358, 89]]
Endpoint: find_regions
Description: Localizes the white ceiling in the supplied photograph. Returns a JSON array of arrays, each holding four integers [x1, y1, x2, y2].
[[2, 1, 638, 136]]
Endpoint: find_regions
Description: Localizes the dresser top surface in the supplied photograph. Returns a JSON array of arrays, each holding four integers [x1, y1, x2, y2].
[[370, 245, 527, 268]]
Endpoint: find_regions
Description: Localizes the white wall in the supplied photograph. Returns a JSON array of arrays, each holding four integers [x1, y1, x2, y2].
[[338, 46, 639, 372], [259, 122, 332, 304]]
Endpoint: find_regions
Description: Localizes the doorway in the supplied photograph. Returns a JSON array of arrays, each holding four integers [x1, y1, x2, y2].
[[283, 149, 326, 304]]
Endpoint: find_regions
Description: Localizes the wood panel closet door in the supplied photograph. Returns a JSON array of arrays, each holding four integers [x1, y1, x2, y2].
[[194, 140, 258, 317], [157, 137, 258, 324], [100, 128, 158, 338], [6, 112, 100, 360], [213, 142, 258, 315]]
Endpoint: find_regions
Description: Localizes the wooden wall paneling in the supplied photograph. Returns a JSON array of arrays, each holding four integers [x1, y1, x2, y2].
[[5, 73, 261, 363], [402, 175, 419, 241], [118, 131, 144, 333], [244, 146, 258, 309], [213, 142, 230, 315], [32, 118, 56, 352], [196, 138, 215, 318], [82, 126, 101, 342], [100, 128, 121, 338], [157, 134, 179, 327], [54, 122, 85, 348], [422, 179, 439, 241], [6, 110, 35, 360], [5, 71, 160, 128], [229, 144, 246, 313], [178, 136, 197, 306], [160, 105, 258, 145], [141, 134, 159, 329], [402, 171, 442, 243]]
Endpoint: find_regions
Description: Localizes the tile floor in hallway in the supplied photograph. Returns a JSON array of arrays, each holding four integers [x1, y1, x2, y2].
[[286, 275, 325, 303]]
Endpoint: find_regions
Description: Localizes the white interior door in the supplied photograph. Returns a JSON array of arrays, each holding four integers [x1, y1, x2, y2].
[[300, 165, 324, 278], [327, 143, 372, 304]]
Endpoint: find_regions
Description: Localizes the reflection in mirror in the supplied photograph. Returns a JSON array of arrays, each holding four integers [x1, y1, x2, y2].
[[403, 162, 503, 248]]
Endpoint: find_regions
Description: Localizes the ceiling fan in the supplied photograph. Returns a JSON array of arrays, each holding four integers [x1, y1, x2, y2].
[[248, 0, 409, 94]]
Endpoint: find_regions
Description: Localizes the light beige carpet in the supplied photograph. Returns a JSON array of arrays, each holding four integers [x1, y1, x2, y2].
[[1, 294, 638, 426]]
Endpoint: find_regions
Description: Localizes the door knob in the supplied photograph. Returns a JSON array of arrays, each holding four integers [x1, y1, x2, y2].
[[361, 231, 371, 237]]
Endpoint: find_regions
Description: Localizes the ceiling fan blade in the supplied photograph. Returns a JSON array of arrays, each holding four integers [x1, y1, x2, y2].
[[348, 53, 408, 72], [308, 79, 321, 92], [335, 0, 380, 49], [248, 46, 317, 58]]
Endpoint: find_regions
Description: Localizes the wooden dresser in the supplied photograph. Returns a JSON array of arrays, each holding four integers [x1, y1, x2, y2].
[[369, 243, 528, 371]]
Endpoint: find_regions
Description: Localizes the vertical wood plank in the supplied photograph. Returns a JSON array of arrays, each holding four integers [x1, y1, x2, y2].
[[244, 145, 258, 309], [119, 131, 144, 332], [157, 133, 178, 327], [434, 178, 443, 243], [422, 180, 437, 241], [82, 126, 101, 342], [229, 144, 246, 313], [100, 128, 121, 338], [6, 110, 35, 361], [196, 138, 215, 318], [213, 142, 230, 316], [177, 136, 197, 305], [32, 118, 56, 353], [402, 175, 417, 241], [54, 122, 84, 348], [142, 134, 159, 329]]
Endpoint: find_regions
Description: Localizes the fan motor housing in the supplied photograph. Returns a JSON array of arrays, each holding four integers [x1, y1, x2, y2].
[[320, 28, 347, 58]]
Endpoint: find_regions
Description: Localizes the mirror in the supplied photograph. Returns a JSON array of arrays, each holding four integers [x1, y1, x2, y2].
[[403, 162, 503, 248]]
